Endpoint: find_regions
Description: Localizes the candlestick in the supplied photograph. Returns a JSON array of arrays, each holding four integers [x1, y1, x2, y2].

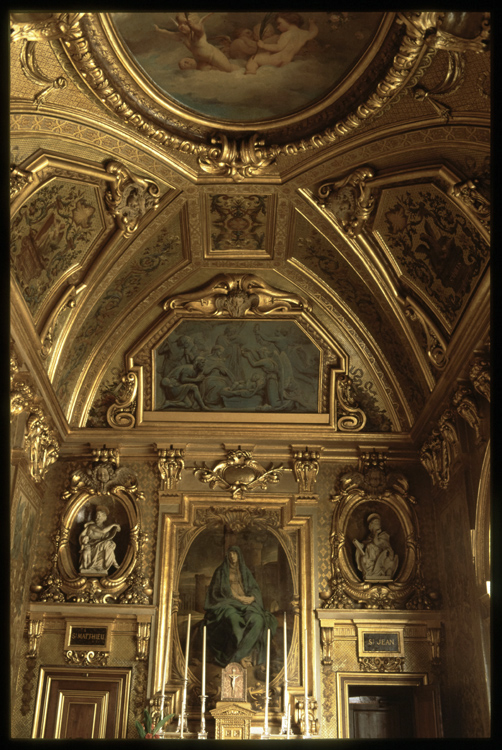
[[303, 627, 310, 739], [262, 628, 271, 739], [198, 625, 207, 739], [178, 613, 191, 739]]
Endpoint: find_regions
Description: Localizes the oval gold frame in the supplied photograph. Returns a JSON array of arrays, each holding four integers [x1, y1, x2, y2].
[[58, 486, 140, 599]]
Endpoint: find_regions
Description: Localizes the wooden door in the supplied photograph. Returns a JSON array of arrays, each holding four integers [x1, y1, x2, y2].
[[413, 683, 443, 738], [349, 693, 414, 739], [32, 667, 131, 739]]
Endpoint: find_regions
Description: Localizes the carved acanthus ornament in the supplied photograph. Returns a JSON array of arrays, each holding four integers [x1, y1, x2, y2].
[[321, 450, 437, 611], [452, 385, 483, 443], [64, 650, 109, 667], [316, 167, 376, 236], [292, 447, 320, 496], [295, 699, 319, 736], [449, 180, 490, 232], [336, 376, 367, 432], [104, 161, 160, 236], [194, 506, 280, 533], [26, 616, 44, 659], [106, 371, 138, 428], [18, 36, 67, 107], [320, 626, 334, 666], [157, 446, 185, 492], [420, 409, 459, 489], [469, 356, 490, 403], [10, 351, 60, 482], [358, 657, 404, 673], [198, 133, 278, 182], [166, 273, 311, 317], [193, 448, 283, 499]]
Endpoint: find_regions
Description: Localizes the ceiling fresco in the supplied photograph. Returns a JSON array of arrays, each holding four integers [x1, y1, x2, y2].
[[10, 10, 490, 443], [111, 11, 384, 123]]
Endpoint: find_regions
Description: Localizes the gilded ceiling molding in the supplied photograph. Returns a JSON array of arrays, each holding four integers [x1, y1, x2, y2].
[[55, 12, 447, 181], [316, 167, 376, 237], [10, 12, 85, 42], [104, 161, 161, 237], [469, 355, 490, 402], [165, 273, 311, 317], [40, 283, 86, 359], [321, 449, 439, 611], [10, 166, 34, 201], [10, 347, 60, 482], [193, 447, 283, 499]]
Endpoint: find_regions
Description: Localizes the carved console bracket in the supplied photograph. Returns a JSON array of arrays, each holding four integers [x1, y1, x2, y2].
[[193, 447, 283, 499], [156, 445, 185, 493], [104, 160, 160, 236], [136, 621, 151, 661], [419, 409, 459, 489], [26, 615, 45, 659], [107, 370, 139, 428], [449, 179, 490, 233], [292, 446, 321, 497], [469, 355, 490, 402]]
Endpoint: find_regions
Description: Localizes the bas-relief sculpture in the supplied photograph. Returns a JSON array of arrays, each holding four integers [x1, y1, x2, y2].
[[112, 12, 383, 122], [155, 320, 320, 413]]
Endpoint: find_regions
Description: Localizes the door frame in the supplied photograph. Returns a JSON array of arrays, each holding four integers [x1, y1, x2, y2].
[[336, 671, 428, 738]]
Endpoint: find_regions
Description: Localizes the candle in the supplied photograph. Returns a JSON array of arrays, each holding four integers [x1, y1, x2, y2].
[[304, 628, 309, 736], [202, 625, 206, 696], [264, 628, 270, 735], [184, 613, 192, 681], [283, 613, 287, 684], [161, 623, 171, 701]]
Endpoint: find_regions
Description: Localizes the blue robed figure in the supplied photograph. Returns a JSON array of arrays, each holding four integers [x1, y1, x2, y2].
[[203, 545, 277, 667]]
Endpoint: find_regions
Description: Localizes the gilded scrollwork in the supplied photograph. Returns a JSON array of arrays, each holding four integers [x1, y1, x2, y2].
[[336, 376, 367, 432], [166, 273, 311, 317], [421, 408, 459, 489], [198, 133, 278, 182], [317, 167, 376, 237], [104, 161, 161, 236], [403, 298, 448, 370], [64, 650, 109, 666], [10, 165, 34, 201], [106, 371, 138, 428], [321, 450, 433, 610], [18, 38, 67, 106], [40, 284, 86, 358], [358, 656, 404, 672], [193, 447, 283, 499], [194, 505, 280, 533]]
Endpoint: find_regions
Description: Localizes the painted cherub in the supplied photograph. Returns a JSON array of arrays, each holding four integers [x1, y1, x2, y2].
[[246, 13, 318, 74], [155, 12, 238, 72]]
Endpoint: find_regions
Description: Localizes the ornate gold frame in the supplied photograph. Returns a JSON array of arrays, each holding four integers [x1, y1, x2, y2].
[[153, 493, 317, 729], [57, 486, 141, 602]]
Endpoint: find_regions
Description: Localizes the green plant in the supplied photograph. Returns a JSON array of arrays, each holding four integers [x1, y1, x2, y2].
[[135, 708, 174, 739]]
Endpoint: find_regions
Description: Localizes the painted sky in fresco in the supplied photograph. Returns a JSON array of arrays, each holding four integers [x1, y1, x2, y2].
[[112, 12, 383, 122]]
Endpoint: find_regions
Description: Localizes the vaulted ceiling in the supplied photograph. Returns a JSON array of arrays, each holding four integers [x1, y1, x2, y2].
[[10, 11, 490, 451]]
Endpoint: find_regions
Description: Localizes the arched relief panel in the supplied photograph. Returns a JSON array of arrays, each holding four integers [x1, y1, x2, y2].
[[154, 493, 316, 731], [104, 273, 379, 432]]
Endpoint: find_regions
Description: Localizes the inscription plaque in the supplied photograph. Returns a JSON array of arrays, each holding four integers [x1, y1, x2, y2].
[[69, 627, 108, 647], [363, 632, 400, 652]]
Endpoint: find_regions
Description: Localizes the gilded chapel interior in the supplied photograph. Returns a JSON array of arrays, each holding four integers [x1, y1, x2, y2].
[[9, 10, 491, 741]]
